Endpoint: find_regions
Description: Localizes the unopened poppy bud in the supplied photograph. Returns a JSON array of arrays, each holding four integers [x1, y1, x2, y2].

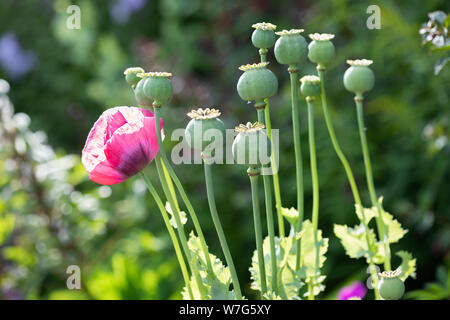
[[251, 22, 277, 49], [232, 122, 271, 166], [343, 59, 375, 95], [185, 108, 225, 153], [300, 75, 321, 97], [308, 33, 335, 69], [377, 270, 405, 300], [138, 72, 173, 106], [134, 78, 153, 107], [274, 29, 308, 65], [124, 67, 145, 88], [237, 62, 278, 107]]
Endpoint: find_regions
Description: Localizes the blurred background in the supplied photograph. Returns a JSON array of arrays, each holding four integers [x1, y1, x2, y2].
[[0, 0, 449, 300]]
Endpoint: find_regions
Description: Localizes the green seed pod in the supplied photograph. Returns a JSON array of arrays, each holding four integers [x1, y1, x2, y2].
[[251, 22, 277, 49], [300, 75, 321, 97], [343, 59, 375, 94], [232, 122, 271, 166], [138, 72, 173, 106], [124, 67, 145, 88], [274, 29, 308, 65], [134, 78, 153, 107], [308, 33, 335, 68], [237, 62, 278, 105], [378, 271, 405, 300], [185, 108, 226, 153]]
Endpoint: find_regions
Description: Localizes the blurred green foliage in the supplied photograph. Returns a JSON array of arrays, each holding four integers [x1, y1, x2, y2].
[[0, 0, 449, 299]]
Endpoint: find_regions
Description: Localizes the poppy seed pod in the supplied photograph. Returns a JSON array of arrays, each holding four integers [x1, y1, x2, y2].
[[237, 62, 278, 106], [308, 33, 335, 68], [300, 75, 321, 97], [185, 108, 226, 153], [134, 78, 153, 107], [343, 59, 375, 94], [274, 29, 308, 65], [232, 122, 271, 166], [138, 72, 173, 106], [377, 270, 405, 300], [251, 22, 277, 49], [124, 67, 145, 88]]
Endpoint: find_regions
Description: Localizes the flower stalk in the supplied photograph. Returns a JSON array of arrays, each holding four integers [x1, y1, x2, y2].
[[153, 104, 215, 274], [318, 67, 381, 299], [248, 165, 268, 295], [354, 94, 391, 271], [255, 105, 278, 293], [140, 172, 194, 299], [289, 66, 305, 270], [202, 154, 243, 299], [257, 45, 285, 238]]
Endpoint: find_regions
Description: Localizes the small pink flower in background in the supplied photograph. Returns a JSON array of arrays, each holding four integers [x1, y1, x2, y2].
[[337, 281, 367, 300], [82, 106, 163, 185]]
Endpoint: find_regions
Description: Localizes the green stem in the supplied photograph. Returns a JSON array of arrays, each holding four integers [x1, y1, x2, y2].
[[139, 172, 194, 299], [256, 108, 278, 293], [354, 94, 391, 271], [153, 105, 214, 274], [259, 49, 285, 238], [249, 169, 267, 295], [259, 48, 267, 63], [203, 160, 243, 299], [307, 99, 319, 230], [307, 98, 320, 300], [317, 69, 361, 205], [155, 155, 207, 299], [288, 66, 304, 271], [318, 69, 380, 299]]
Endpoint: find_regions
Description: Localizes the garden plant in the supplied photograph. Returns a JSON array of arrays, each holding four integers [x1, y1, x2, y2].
[[79, 22, 417, 300]]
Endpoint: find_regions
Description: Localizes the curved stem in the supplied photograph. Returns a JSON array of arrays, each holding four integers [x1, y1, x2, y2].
[[153, 106, 214, 274], [259, 48, 285, 238], [140, 172, 193, 299], [249, 171, 267, 295], [355, 95, 391, 271], [318, 69, 361, 205], [203, 161, 242, 299], [154, 156, 207, 299], [318, 69, 380, 298], [257, 108, 278, 293], [288, 67, 304, 271]]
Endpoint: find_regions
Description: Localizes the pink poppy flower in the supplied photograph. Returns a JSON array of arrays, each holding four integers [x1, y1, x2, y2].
[[337, 281, 367, 300], [82, 106, 163, 185]]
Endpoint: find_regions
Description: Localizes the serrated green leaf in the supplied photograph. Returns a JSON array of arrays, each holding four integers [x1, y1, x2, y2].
[[281, 207, 299, 229], [334, 223, 380, 264], [395, 250, 416, 281], [249, 236, 304, 299], [182, 232, 235, 300], [301, 220, 328, 276]]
